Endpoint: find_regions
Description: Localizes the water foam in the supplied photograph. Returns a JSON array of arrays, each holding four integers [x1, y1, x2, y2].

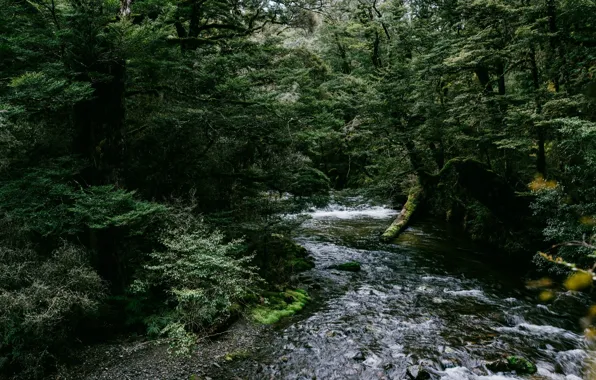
[[495, 323, 580, 341], [309, 204, 398, 219], [440, 367, 519, 379], [444, 289, 486, 297]]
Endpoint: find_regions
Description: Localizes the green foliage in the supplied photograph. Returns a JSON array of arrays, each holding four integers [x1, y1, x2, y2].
[[131, 209, 259, 353], [531, 115, 596, 269], [289, 167, 331, 197], [0, 0, 331, 376], [8, 72, 93, 113], [0, 158, 166, 238], [70, 186, 167, 231], [0, 242, 105, 378], [0, 158, 83, 238]]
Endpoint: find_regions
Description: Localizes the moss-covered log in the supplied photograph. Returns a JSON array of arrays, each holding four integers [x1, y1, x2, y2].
[[381, 189, 422, 241]]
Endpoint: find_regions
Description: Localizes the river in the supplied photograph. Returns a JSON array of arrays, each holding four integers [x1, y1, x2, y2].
[[246, 200, 591, 379]]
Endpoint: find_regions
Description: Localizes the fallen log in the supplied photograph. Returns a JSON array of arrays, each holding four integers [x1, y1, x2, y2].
[[381, 188, 422, 242]]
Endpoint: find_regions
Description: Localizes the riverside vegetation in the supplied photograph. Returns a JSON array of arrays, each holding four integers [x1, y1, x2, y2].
[[2, 0, 596, 378]]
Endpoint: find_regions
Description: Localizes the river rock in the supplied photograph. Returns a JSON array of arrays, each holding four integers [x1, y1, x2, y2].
[[407, 365, 432, 380], [486, 359, 509, 373], [440, 358, 457, 369], [486, 356, 537, 375], [352, 351, 366, 361], [507, 356, 537, 374], [332, 262, 362, 272]]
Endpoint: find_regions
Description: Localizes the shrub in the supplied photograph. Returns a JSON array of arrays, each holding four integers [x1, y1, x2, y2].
[[0, 242, 105, 379], [132, 210, 260, 354]]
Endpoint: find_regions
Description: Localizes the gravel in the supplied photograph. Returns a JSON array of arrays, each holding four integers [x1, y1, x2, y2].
[[63, 318, 274, 380]]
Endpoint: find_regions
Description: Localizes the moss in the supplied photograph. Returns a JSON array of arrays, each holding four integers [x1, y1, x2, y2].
[[381, 189, 421, 241], [506, 356, 537, 374], [251, 289, 310, 324], [332, 261, 361, 272], [224, 349, 251, 361], [290, 257, 315, 272]]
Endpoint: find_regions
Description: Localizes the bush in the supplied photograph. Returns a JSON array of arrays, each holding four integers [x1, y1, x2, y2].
[[0, 242, 105, 379], [132, 210, 260, 355]]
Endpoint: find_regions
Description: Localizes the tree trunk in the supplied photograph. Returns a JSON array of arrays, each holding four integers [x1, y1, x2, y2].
[[372, 31, 382, 68], [381, 189, 422, 241], [475, 66, 493, 94], [74, 61, 126, 185], [429, 142, 445, 170], [546, 0, 560, 92], [530, 44, 546, 176], [497, 61, 506, 96], [335, 34, 351, 74]]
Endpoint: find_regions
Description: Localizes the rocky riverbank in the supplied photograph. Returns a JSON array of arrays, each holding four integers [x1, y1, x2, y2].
[[63, 318, 273, 380]]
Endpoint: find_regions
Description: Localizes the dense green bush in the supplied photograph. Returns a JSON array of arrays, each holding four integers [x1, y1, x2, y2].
[[131, 209, 259, 355]]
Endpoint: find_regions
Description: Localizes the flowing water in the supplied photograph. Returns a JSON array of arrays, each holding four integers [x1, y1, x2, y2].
[[250, 201, 592, 379]]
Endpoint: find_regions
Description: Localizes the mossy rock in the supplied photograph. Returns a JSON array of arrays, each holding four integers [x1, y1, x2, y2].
[[506, 356, 537, 374], [251, 289, 310, 324], [487, 356, 537, 375], [332, 262, 361, 272], [290, 257, 315, 272], [224, 349, 251, 362], [270, 233, 308, 258], [267, 234, 314, 274]]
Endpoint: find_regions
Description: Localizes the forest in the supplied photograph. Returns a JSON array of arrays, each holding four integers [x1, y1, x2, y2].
[[2, 0, 596, 378]]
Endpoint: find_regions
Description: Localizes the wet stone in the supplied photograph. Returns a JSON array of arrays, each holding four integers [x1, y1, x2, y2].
[[440, 358, 457, 369], [486, 356, 537, 375], [407, 365, 419, 378], [486, 359, 510, 373], [407, 366, 432, 380]]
